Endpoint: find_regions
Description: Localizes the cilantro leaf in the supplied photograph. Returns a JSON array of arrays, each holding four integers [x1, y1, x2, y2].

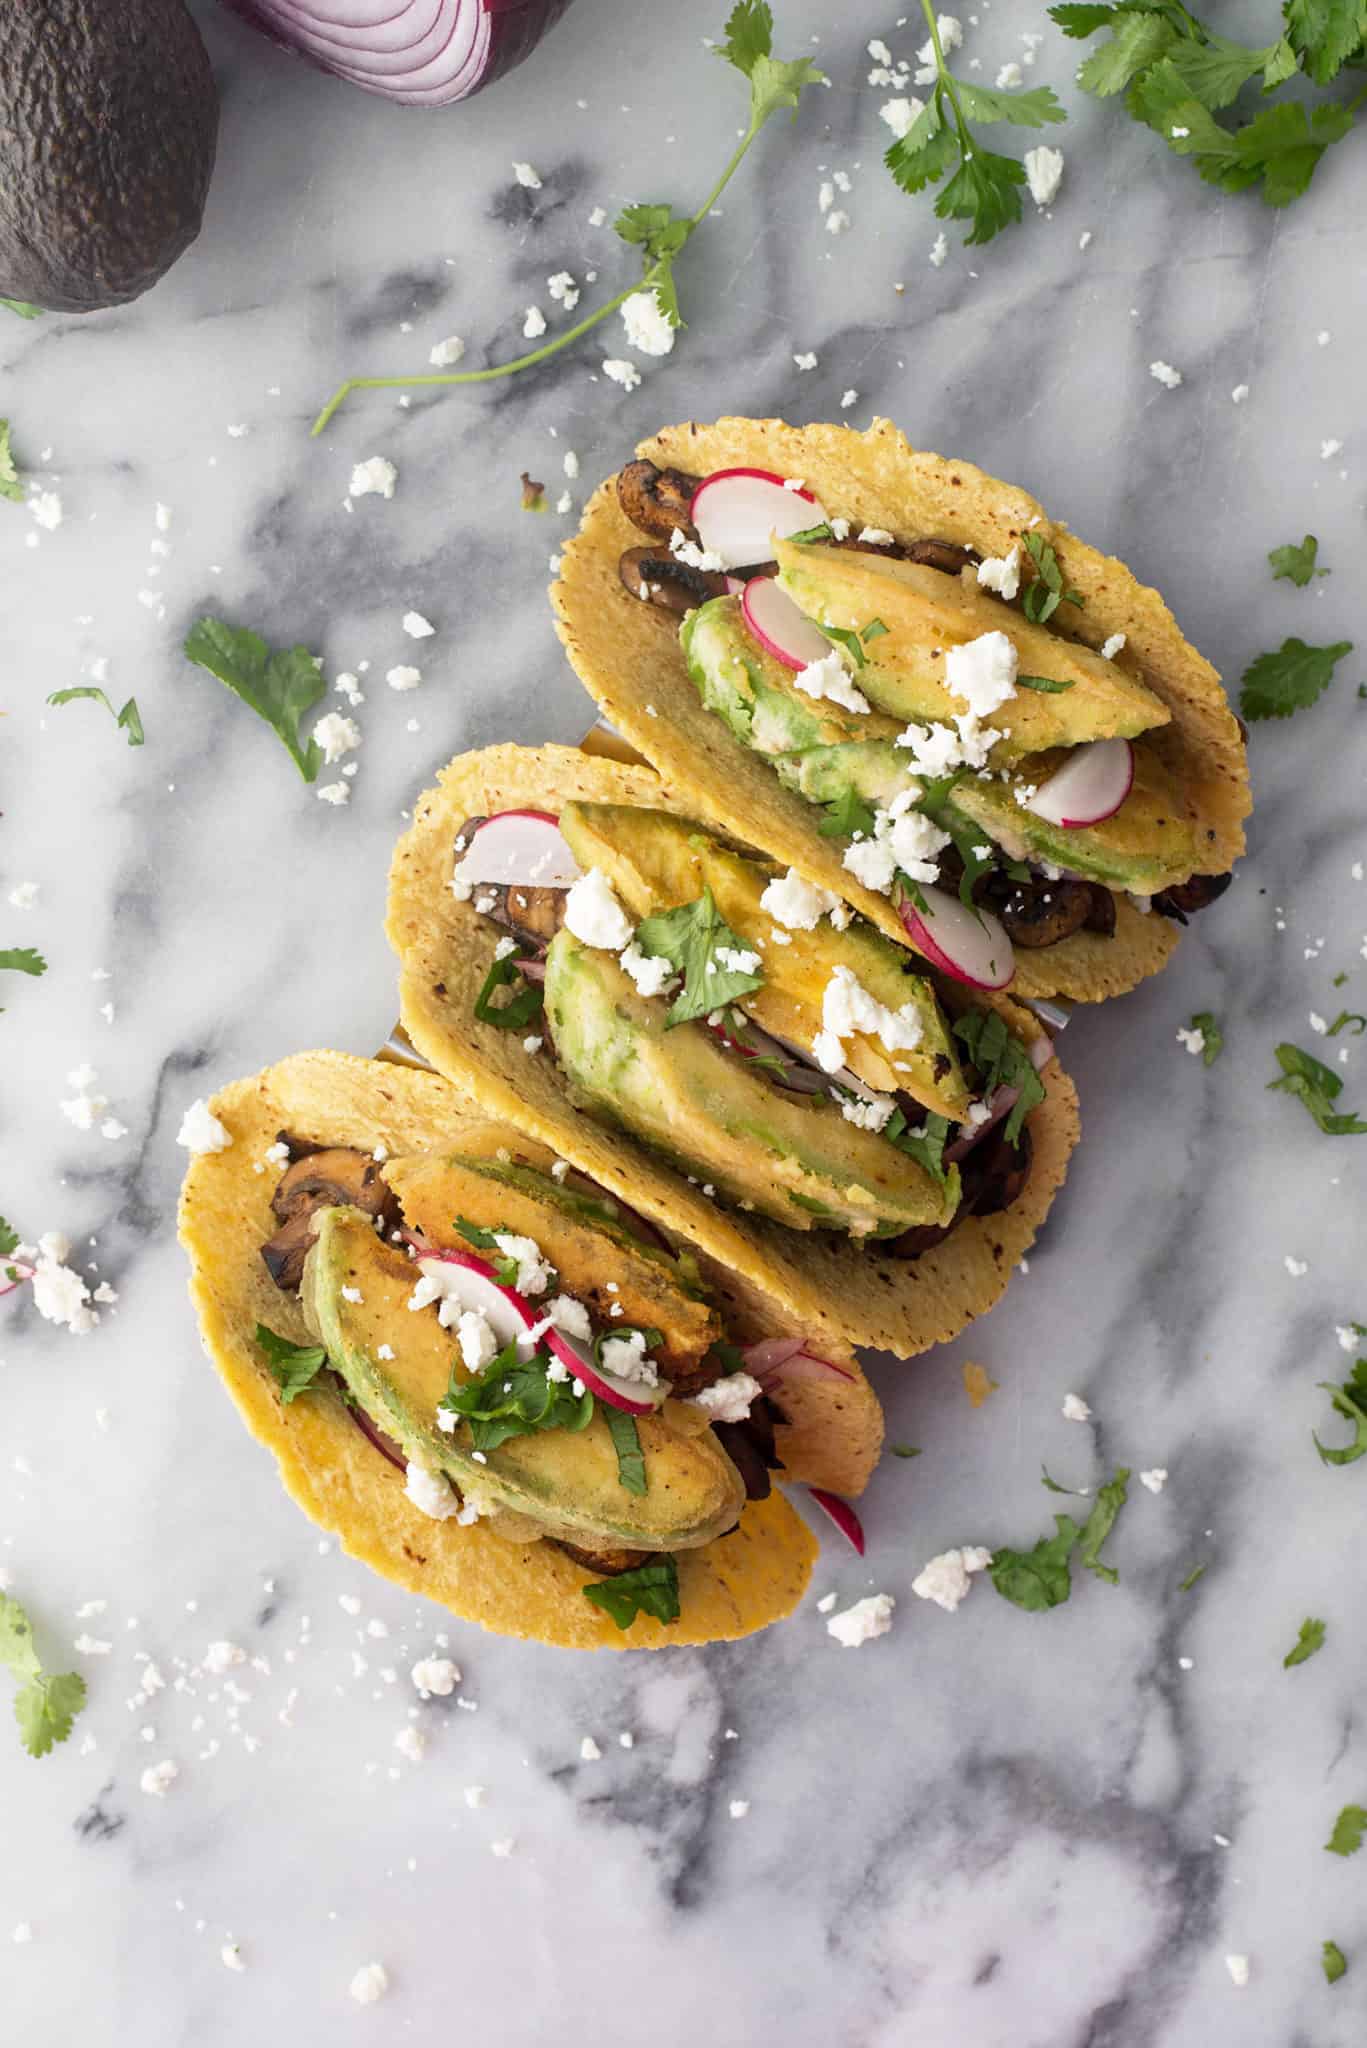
[[1326, 1803, 1367, 1857], [717, 0, 827, 128], [890, 1443, 922, 1459], [1190, 1011, 1222, 1064], [582, 1555, 680, 1631], [255, 1324, 330, 1404], [1, 298, 43, 320], [183, 618, 325, 781], [955, 82, 1068, 129], [883, 1108, 954, 1191], [1314, 1356, 1367, 1466], [1077, 1467, 1130, 1584], [1166, 32, 1281, 110], [1328, 1010, 1367, 1036], [635, 886, 765, 1026], [1021, 533, 1083, 625], [952, 1010, 1046, 1146], [886, 102, 963, 196], [0, 1595, 42, 1682], [1077, 12, 1177, 95], [440, 1337, 593, 1453], [936, 149, 1028, 246], [818, 787, 878, 840], [0, 418, 23, 504], [1016, 673, 1077, 693], [473, 949, 545, 1033], [989, 1513, 1081, 1611], [0, 1217, 19, 1258], [1050, 4, 1133, 34], [1323, 1939, 1348, 1984], [1285, 0, 1367, 84], [1284, 1615, 1327, 1667], [604, 1407, 648, 1496], [1268, 1042, 1367, 1135], [0, 948, 46, 979], [1041, 1464, 1090, 1496], [47, 686, 145, 747], [1269, 534, 1326, 586], [1240, 637, 1353, 721], [0, 1594, 87, 1758]]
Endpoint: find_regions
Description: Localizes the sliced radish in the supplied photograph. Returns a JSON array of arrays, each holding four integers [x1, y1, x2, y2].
[[690, 468, 828, 572], [543, 1328, 666, 1417], [1024, 739, 1134, 830], [454, 810, 581, 890], [741, 575, 833, 671], [808, 1488, 866, 1555], [898, 885, 1015, 991]]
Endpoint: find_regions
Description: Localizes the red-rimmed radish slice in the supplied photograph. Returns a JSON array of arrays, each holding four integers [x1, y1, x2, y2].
[[690, 468, 828, 571], [454, 810, 581, 890], [741, 575, 833, 671], [741, 1337, 856, 1384], [808, 1488, 866, 1555], [1024, 739, 1134, 829], [898, 886, 1015, 991], [543, 1328, 666, 1417], [0, 1260, 33, 1299]]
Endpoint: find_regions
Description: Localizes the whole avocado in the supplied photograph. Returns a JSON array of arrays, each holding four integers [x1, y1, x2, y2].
[[0, 0, 219, 313]]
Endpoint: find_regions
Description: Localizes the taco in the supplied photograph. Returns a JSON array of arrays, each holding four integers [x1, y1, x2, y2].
[[178, 1050, 888, 1649], [386, 743, 1079, 1361], [551, 417, 1250, 1004]]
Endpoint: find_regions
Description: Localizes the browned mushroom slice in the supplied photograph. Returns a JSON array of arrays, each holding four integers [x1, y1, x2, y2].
[[987, 876, 1096, 949], [617, 459, 703, 543], [1153, 871, 1233, 924], [902, 537, 982, 575], [619, 545, 729, 617], [260, 1209, 323, 1293], [1083, 884, 1118, 938], [555, 1538, 652, 1575], [263, 1147, 400, 1293]]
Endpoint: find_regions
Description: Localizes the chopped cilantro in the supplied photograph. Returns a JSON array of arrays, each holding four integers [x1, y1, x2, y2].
[[787, 521, 834, 544], [1322, 1939, 1347, 1984], [952, 1010, 1046, 1146], [1269, 533, 1327, 586], [635, 886, 765, 1026], [1178, 1562, 1206, 1592], [604, 1407, 648, 1496], [817, 621, 867, 668], [1268, 1043, 1367, 1135], [0, 948, 46, 980], [582, 1555, 680, 1631], [818, 786, 878, 841], [990, 1467, 1130, 1609], [861, 617, 890, 645], [440, 1337, 593, 1453], [256, 1324, 330, 1404], [47, 686, 144, 747], [473, 948, 545, 1033], [1327, 1011, 1367, 1037], [0, 1217, 19, 1258], [1041, 1464, 1089, 1497], [0, 419, 22, 504], [883, 1107, 953, 1190], [1015, 672, 1077, 692], [709, 1341, 749, 1377], [183, 618, 325, 780], [0, 1592, 87, 1759], [1283, 1616, 1327, 1667], [890, 1443, 922, 1459], [1313, 1355, 1367, 1467], [1077, 1467, 1129, 1584], [1326, 1804, 1367, 1857], [1190, 1011, 1223, 1064], [1020, 533, 1083, 626], [452, 1217, 553, 1291], [1240, 636, 1353, 721], [0, 299, 43, 320]]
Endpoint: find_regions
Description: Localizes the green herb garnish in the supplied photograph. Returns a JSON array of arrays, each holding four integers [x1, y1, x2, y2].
[[473, 949, 545, 1033], [440, 1337, 593, 1453], [1327, 1011, 1367, 1037], [0, 1217, 19, 1259], [1322, 1939, 1347, 1984], [1020, 533, 1083, 626], [47, 686, 145, 748], [990, 1467, 1131, 1610], [1326, 1804, 1367, 1857], [883, 1107, 953, 1189], [952, 1010, 1046, 1146], [1, 299, 43, 320], [861, 617, 890, 645], [256, 1324, 330, 1404], [312, 3, 824, 433], [583, 1555, 680, 1631], [183, 618, 325, 780], [0, 419, 22, 504], [0, 1593, 87, 1759], [0, 947, 46, 981], [1268, 1043, 1367, 1135], [1240, 637, 1354, 721], [1284, 1615, 1327, 1667], [890, 1443, 922, 1459], [453, 1217, 554, 1291], [818, 787, 878, 841], [1015, 672, 1077, 692], [787, 521, 834, 544], [1178, 1562, 1206, 1591], [1313, 1354, 1367, 1467], [1269, 533, 1328, 586], [604, 1407, 648, 1496], [635, 886, 765, 1026], [817, 621, 867, 669], [1041, 1465, 1089, 1497], [1190, 1011, 1223, 1064]]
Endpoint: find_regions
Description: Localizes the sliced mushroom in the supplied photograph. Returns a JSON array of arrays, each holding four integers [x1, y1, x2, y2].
[[1153, 871, 1234, 924], [986, 875, 1096, 949], [260, 1209, 325, 1293], [617, 459, 703, 543], [902, 536, 982, 575], [1083, 883, 1117, 938], [263, 1147, 400, 1293], [555, 1538, 652, 1575], [619, 545, 729, 617]]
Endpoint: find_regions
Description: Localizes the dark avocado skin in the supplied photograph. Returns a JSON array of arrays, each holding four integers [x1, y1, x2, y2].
[[0, 0, 219, 313]]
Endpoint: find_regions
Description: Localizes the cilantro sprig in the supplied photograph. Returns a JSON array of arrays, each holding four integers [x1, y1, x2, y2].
[[635, 887, 765, 1027], [311, 4, 824, 433], [582, 1555, 680, 1631], [1240, 636, 1354, 721], [1323, 1939, 1348, 1984], [0, 947, 46, 982], [0, 419, 22, 505], [183, 619, 325, 780], [952, 1010, 1046, 1146], [989, 1467, 1131, 1611], [256, 1324, 331, 1404], [1326, 1803, 1367, 1857], [0, 1593, 87, 1759], [440, 1337, 593, 1453], [1269, 534, 1328, 586], [473, 948, 545, 1034], [1269, 1043, 1367, 1135], [1, 299, 42, 320], [1284, 1615, 1327, 1667], [1314, 1352, 1367, 1466], [1189, 1011, 1223, 1064], [818, 787, 879, 841], [1021, 533, 1084, 626], [883, 1107, 954, 1189], [885, 2, 1066, 245], [47, 686, 144, 748], [1053, 3, 1367, 207]]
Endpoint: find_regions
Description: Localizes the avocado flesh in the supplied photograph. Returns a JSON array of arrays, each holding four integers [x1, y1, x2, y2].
[[950, 740, 1199, 891], [382, 1150, 721, 1380], [771, 538, 1170, 755], [559, 802, 970, 1118], [776, 740, 912, 812], [0, 0, 218, 312], [681, 597, 908, 757], [544, 930, 960, 1235], [302, 1208, 744, 1553]]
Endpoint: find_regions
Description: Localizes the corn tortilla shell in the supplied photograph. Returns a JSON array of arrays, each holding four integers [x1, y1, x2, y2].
[[551, 416, 1250, 1003], [178, 1050, 819, 1651], [387, 744, 1080, 1360]]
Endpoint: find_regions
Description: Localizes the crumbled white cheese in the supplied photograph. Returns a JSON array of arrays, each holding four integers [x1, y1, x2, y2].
[[1320, 437, 1343, 461], [619, 941, 676, 998], [349, 457, 397, 500], [691, 1372, 762, 1423], [621, 288, 675, 357], [394, 1725, 427, 1763], [349, 1963, 390, 2005], [29, 491, 63, 532], [386, 665, 422, 692], [404, 1462, 460, 1521], [793, 351, 818, 372], [793, 648, 870, 716], [1285, 1255, 1308, 1278], [759, 868, 840, 931], [177, 1099, 232, 1155], [944, 630, 1018, 716], [714, 945, 761, 976], [840, 388, 859, 409], [523, 305, 547, 340], [491, 1233, 553, 1298], [669, 525, 724, 573], [564, 868, 633, 951], [598, 1329, 658, 1388], [463, 1784, 486, 1807], [729, 1800, 750, 1819], [25, 1233, 98, 1336], [1024, 145, 1064, 208], [1099, 632, 1127, 662], [311, 711, 361, 764], [456, 1310, 499, 1374], [316, 781, 350, 807], [839, 1091, 896, 1133], [816, 966, 924, 1074], [603, 358, 642, 392], [1149, 360, 1183, 390], [402, 611, 435, 640], [826, 1593, 895, 1647], [140, 1758, 179, 1798], [1062, 1392, 1092, 1423], [976, 545, 1022, 601], [579, 1735, 602, 1761], [429, 334, 465, 368], [1224, 1956, 1249, 1988], [221, 1944, 246, 1973], [1337, 1324, 1361, 1352], [841, 835, 897, 897], [203, 1641, 245, 1676], [511, 161, 542, 189], [1176, 1026, 1206, 1058], [7, 881, 38, 911], [1231, 384, 1250, 404], [825, 210, 851, 236], [548, 271, 580, 311], [912, 1546, 993, 1612], [1139, 1468, 1168, 1494]]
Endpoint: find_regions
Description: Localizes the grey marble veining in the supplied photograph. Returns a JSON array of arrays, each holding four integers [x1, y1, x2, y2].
[[3, 2, 1366, 2043]]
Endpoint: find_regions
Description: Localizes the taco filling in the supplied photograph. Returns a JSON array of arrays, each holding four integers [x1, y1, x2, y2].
[[254, 1124, 830, 1627], [451, 795, 1047, 1257], [611, 456, 1234, 990]]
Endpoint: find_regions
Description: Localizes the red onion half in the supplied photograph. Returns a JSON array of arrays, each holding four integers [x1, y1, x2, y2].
[[221, 0, 575, 105]]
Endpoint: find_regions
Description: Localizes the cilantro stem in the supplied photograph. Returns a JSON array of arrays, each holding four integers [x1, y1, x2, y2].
[[919, 0, 972, 150]]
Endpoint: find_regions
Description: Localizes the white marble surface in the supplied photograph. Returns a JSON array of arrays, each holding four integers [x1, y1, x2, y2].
[[3, 3, 1366, 2042]]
